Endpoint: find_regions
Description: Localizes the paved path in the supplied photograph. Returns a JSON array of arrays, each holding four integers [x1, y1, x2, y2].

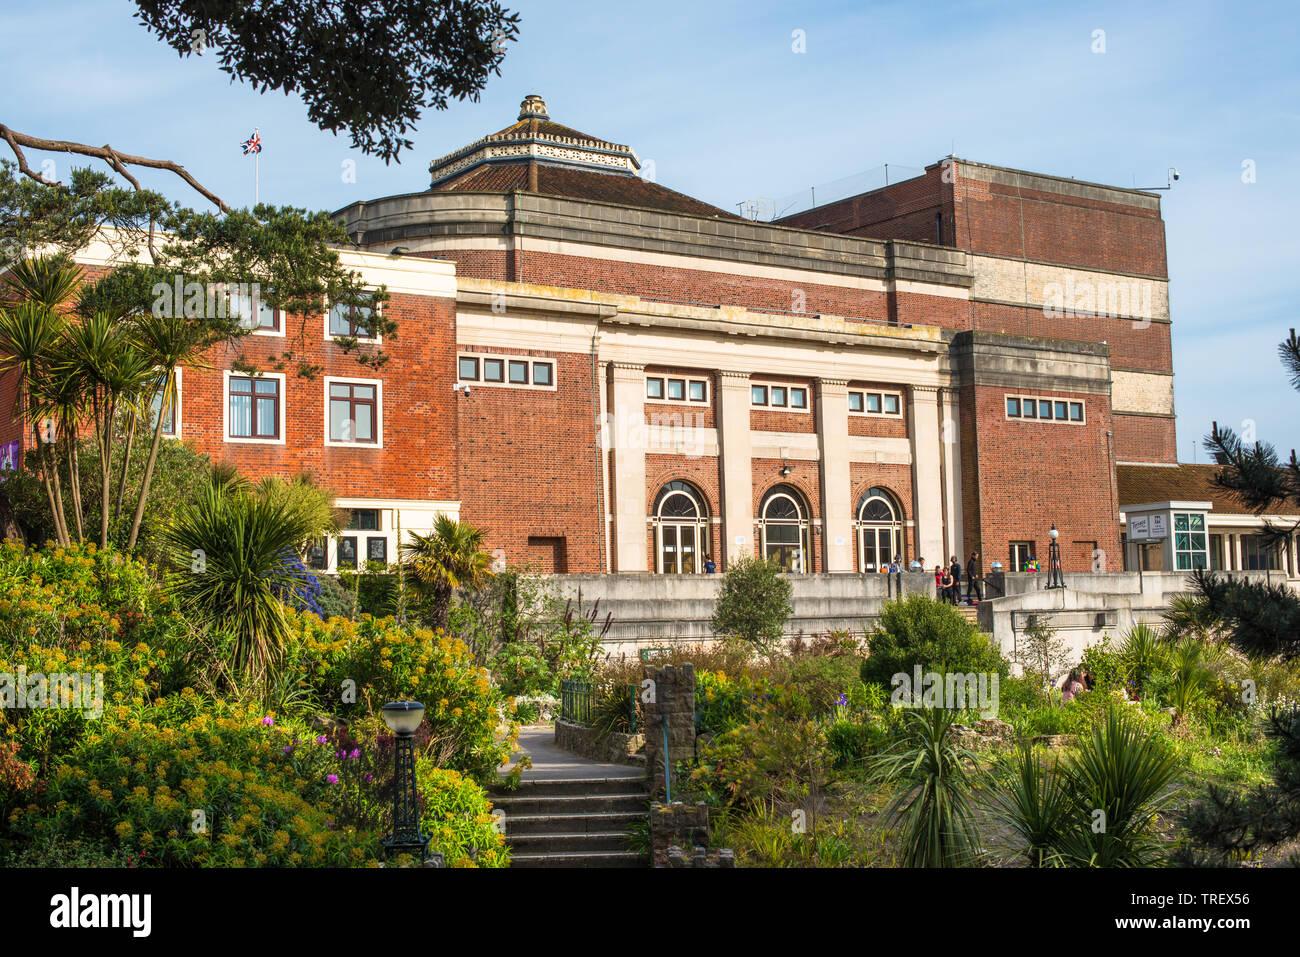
[[501, 725, 644, 781]]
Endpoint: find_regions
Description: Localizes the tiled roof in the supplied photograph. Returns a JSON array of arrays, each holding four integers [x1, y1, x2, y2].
[[486, 118, 607, 145], [1117, 463, 1258, 513], [432, 162, 740, 220]]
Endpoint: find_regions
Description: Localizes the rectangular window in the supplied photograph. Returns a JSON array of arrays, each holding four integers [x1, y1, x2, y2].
[[1007, 395, 1086, 424], [484, 358, 504, 383], [508, 360, 529, 384], [532, 362, 553, 387], [228, 375, 280, 440], [1173, 512, 1209, 570], [228, 287, 280, 333], [790, 387, 807, 409], [1009, 541, 1037, 571], [1006, 397, 1021, 417], [667, 378, 686, 401], [149, 377, 177, 437], [883, 394, 900, 415], [770, 387, 787, 407], [328, 381, 378, 444], [1069, 402, 1084, 421], [367, 536, 388, 564], [1038, 400, 1052, 419], [866, 393, 882, 414], [458, 356, 479, 381], [337, 536, 358, 569], [848, 392, 864, 413], [347, 509, 380, 531], [328, 299, 373, 338], [1022, 399, 1037, 419], [1054, 401, 1068, 421], [751, 385, 768, 405], [646, 377, 664, 399], [688, 380, 706, 402]]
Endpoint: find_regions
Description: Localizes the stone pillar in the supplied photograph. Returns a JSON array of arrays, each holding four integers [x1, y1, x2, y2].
[[716, 371, 753, 566], [908, 385, 944, 565], [1233, 534, 1243, 571], [816, 377, 853, 572], [642, 663, 696, 800], [610, 362, 648, 571], [939, 386, 964, 562]]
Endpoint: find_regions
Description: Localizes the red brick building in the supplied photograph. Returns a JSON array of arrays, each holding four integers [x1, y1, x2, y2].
[[19, 94, 1199, 578]]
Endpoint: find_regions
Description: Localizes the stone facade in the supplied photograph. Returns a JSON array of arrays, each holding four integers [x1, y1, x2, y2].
[[641, 663, 696, 800], [650, 801, 735, 868]]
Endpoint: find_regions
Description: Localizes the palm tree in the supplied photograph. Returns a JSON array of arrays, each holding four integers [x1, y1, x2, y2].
[[162, 480, 323, 693], [402, 515, 494, 631], [125, 310, 215, 548], [0, 300, 69, 544], [870, 708, 983, 867], [987, 741, 1074, 867], [64, 311, 153, 546]]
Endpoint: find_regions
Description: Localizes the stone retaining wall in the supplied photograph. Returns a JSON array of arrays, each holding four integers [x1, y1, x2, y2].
[[552, 718, 644, 766]]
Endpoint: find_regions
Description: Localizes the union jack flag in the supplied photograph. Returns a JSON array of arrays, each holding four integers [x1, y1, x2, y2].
[[240, 130, 262, 155]]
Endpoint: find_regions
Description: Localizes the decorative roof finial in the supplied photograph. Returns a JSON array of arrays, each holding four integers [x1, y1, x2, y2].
[[518, 94, 549, 121]]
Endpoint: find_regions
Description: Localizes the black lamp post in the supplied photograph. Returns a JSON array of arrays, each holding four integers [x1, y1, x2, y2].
[[381, 701, 430, 860], [1045, 524, 1066, 590]]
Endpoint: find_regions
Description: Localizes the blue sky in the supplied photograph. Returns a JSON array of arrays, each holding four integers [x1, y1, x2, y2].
[[3, 0, 1298, 458]]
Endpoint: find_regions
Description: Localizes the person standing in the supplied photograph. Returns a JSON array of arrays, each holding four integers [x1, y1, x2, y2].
[[949, 555, 962, 603], [933, 564, 944, 596], [940, 567, 956, 604], [965, 551, 982, 604], [704, 555, 717, 574]]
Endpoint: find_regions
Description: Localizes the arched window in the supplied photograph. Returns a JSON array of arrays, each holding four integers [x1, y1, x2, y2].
[[758, 485, 811, 573], [652, 481, 709, 574], [855, 487, 903, 571]]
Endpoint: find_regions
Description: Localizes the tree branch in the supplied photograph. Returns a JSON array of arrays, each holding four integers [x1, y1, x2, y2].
[[0, 123, 229, 213]]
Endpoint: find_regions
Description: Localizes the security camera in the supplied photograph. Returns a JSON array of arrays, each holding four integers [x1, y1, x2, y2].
[[453, 382, 470, 397], [1169, 167, 1180, 182]]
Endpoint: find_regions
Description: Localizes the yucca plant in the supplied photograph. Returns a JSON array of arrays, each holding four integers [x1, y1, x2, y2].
[[1120, 621, 1167, 697], [162, 481, 322, 693], [1163, 594, 1223, 644], [870, 708, 983, 867], [987, 741, 1073, 867], [1055, 705, 1181, 866], [1168, 638, 1215, 726]]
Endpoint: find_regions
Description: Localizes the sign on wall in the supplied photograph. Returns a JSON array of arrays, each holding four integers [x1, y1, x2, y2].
[[1128, 514, 1149, 539], [1149, 514, 1168, 539], [0, 440, 18, 474]]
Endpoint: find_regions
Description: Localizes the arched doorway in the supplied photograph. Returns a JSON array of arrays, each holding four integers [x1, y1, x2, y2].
[[856, 487, 903, 571], [759, 485, 811, 573], [652, 481, 709, 574]]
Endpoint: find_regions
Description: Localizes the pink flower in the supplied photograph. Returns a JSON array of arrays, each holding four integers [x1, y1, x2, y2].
[[326, 774, 339, 785], [315, 735, 327, 744], [261, 716, 274, 726], [349, 749, 361, 760]]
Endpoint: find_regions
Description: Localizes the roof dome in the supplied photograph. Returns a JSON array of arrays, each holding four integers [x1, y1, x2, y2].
[[425, 95, 736, 219]]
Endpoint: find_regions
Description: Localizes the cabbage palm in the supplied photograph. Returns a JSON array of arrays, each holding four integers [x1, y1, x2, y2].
[[402, 515, 493, 631], [1056, 705, 1181, 866], [163, 482, 321, 691], [0, 299, 69, 544], [125, 310, 215, 547], [987, 742, 1073, 867], [870, 708, 983, 867]]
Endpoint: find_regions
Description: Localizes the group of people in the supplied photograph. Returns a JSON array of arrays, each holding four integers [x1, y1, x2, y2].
[[931, 553, 982, 605]]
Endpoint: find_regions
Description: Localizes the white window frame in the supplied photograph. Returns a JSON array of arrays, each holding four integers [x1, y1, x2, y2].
[[750, 380, 813, 413], [323, 375, 384, 449], [149, 367, 183, 440], [848, 388, 904, 419], [325, 292, 382, 344], [222, 370, 287, 445], [455, 351, 557, 392], [646, 374, 710, 405], [1004, 394, 1087, 425]]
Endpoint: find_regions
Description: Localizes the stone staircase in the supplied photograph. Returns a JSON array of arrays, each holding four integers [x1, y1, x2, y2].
[[492, 776, 649, 868]]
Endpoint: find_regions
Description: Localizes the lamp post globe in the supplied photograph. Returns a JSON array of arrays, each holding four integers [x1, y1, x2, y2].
[[381, 701, 430, 861], [1046, 523, 1066, 590]]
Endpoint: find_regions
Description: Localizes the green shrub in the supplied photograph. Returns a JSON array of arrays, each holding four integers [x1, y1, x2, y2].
[[861, 594, 1007, 688], [710, 556, 792, 651], [7, 699, 379, 867], [415, 764, 509, 867], [1079, 635, 1129, 693], [284, 612, 519, 784]]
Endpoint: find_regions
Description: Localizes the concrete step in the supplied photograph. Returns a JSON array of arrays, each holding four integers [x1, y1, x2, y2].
[[509, 850, 648, 868], [490, 791, 649, 816], [507, 830, 634, 853], [492, 776, 647, 798], [505, 810, 645, 835]]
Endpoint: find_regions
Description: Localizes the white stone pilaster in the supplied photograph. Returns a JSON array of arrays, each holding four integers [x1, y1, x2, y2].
[[909, 385, 944, 565], [939, 386, 963, 563], [610, 362, 648, 571], [716, 370, 753, 566], [817, 377, 853, 571]]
